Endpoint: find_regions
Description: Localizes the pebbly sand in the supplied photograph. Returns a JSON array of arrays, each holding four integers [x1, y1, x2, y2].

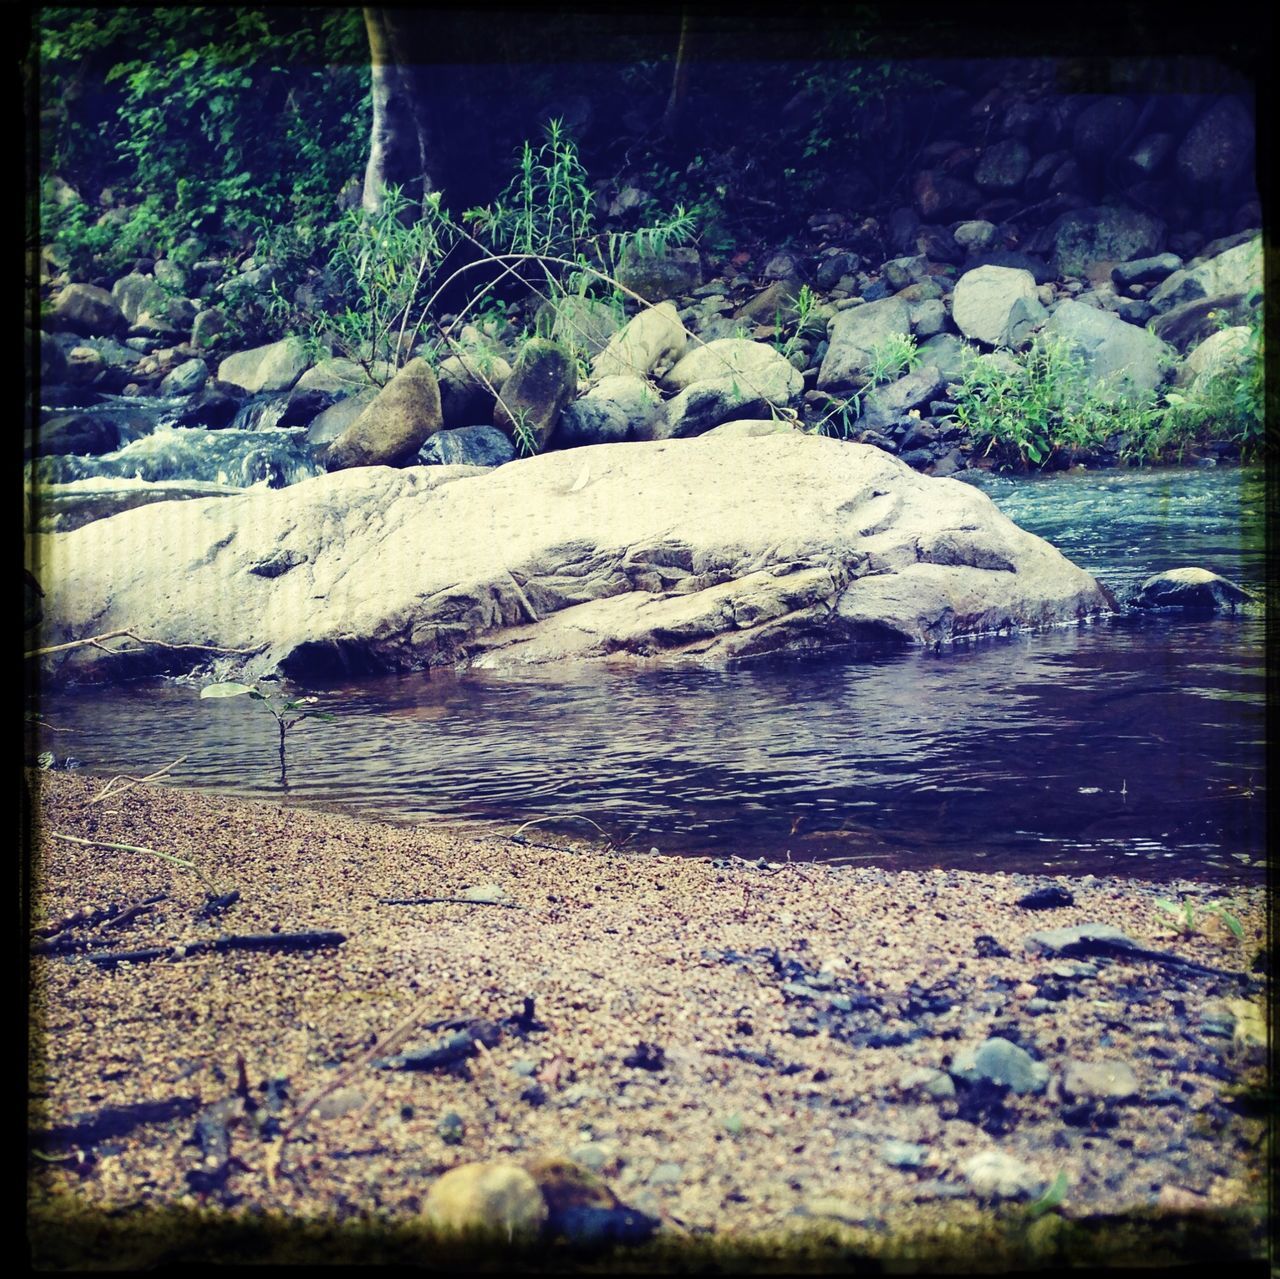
[[25, 770, 1271, 1271]]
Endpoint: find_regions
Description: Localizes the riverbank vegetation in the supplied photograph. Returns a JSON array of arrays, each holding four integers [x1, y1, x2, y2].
[[31, 6, 1266, 475]]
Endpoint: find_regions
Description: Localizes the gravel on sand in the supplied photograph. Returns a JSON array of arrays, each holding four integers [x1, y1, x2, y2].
[[26, 772, 1270, 1268]]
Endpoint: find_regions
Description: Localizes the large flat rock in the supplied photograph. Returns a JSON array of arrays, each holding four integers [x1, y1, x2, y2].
[[36, 433, 1111, 683]]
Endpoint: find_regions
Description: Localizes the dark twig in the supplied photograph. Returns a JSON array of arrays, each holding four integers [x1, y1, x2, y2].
[[81, 930, 347, 969], [377, 895, 523, 909]]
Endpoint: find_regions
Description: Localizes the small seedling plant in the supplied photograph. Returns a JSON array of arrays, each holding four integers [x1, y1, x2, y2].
[[201, 681, 334, 787], [1155, 895, 1245, 941]]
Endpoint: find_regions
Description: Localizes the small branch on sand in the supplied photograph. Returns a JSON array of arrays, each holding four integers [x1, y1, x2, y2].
[[510, 813, 611, 841], [25, 630, 263, 660], [49, 831, 221, 895], [90, 755, 189, 805], [36, 893, 165, 940], [376, 895, 523, 909], [80, 930, 347, 969], [31, 1096, 203, 1151]]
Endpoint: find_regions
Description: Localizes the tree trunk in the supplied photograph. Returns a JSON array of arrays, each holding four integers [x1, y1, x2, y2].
[[661, 10, 693, 137], [360, 7, 430, 213]]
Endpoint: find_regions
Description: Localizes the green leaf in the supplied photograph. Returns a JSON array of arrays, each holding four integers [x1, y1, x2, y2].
[[1026, 1170, 1068, 1219], [200, 682, 255, 699], [1155, 899, 1182, 918]]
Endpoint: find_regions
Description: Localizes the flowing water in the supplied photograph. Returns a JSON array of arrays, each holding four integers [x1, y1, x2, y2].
[[32, 465, 1268, 882]]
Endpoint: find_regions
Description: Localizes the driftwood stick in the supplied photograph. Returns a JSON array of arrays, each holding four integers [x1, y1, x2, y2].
[[84, 930, 347, 969], [32, 1096, 202, 1150], [90, 755, 189, 804], [377, 896, 523, 909], [25, 630, 263, 659]]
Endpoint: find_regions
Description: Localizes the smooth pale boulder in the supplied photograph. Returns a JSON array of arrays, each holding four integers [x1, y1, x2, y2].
[[1148, 237, 1262, 313], [51, 284, 126, 337], [661, 338, 803, 404], [217, 337, 312, 395], [952, 266, 1046, 348], [325, 358, 443, 470], [1177, 326, 1254, 388], [38, 433, 1112, 685], [423, 1161, 547, 1240], [590, 302, 686, 382]]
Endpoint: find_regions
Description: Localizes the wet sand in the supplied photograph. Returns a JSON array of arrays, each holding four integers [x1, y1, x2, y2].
[[26, 771, 1270, 1269]]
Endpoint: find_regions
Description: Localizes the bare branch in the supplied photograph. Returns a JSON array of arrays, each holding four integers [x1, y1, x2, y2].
[[26, 629, 263, 660]]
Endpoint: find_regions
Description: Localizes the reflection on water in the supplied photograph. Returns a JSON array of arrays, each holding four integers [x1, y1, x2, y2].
[[32, 467, 1267, 881]]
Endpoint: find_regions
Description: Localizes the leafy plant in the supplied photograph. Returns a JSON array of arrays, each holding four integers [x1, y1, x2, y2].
[[773, 283, 825, 364], [200, 681, 334, 788], [864, 331, 920, 386], [36, 7, 369, 272], [1155, 896, 1245, 941]]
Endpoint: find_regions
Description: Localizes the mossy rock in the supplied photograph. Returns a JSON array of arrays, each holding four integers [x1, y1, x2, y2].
[[493, 338, 575, 454]]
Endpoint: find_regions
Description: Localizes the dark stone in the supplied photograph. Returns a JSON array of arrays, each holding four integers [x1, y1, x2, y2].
[[1177, 96, 1255, 191], [1111, 253, 1183, 290], [170, 387, 244, 430], [816, 253, 858, 289], [974, 934, 1011, 959], [622, 1042, 666, 1071], [279, 387, 338, 429], [862, 278, 892, 302], [1017, 885, 1075, 910], [1073, 97, 1138, 163], [33, 411, 124, 458], [418, 425, 516, 468], [1150, 292, 1250, 352]]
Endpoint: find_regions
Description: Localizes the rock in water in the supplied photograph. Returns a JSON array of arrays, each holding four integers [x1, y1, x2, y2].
[[423, 1161, 547, 1240], [37, 433, 1112, 684], [1130, 567, 1255, 612]]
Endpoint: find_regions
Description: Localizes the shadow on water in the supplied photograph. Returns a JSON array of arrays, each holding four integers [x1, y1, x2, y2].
[[32, 466, 1268, 881]]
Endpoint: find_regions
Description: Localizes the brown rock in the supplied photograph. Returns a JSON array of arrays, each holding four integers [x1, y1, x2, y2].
[[326, 359, 443, 471]]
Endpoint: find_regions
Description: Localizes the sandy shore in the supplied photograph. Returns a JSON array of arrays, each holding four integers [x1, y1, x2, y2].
[[26, 771, 1270, 1270]]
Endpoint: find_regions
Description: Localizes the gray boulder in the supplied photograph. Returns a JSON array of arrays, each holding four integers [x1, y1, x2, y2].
[[550, 295, 623, 357], [1048, 207, 1165, 278], [952, 266, 1046, 348], [1041, 301, 1173, 403], [110, 273, 194, 338], [218, 337, 312, 395], [159, 358, 209, 398], [1111, 253, 1182, 291], [858, 365, 945, 431], [817, 297, 912, 392], [661, 339, 803, 405], [1148, 237, 1262, 313], [591, 302, 687, 383], [568, 375, 662, 443], [656, 379, 785, 439], [305, 390, 377, 447], [1130, 567, 1254, 611], [38, 330, 68, 385], [296, 357, 386, 396], [1061, 1060, 1139, 1103], [1176, 96, 1255, 190], [974, 139, 1031, 190], [38, 434, 1112, 684], [1178, 326, 1254, 388], [493, 339, 576, 454], [419, 425, 515, 468], [917, 333, 971, 383], [1150, 294, 1254, 353], [50, 284, 126, 337], [614, 245, 702, 302], [951, 1037, 1049, 1094], [326, 358, 443, 470], [953, 221, 997, 254], [551, 397, 630, 448]]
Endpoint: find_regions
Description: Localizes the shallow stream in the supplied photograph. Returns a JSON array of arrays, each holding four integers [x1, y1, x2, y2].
[[33, 464, 1267, 882]]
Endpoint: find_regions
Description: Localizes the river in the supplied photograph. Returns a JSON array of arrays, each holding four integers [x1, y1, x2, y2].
[[31, 463, 1267, 882]]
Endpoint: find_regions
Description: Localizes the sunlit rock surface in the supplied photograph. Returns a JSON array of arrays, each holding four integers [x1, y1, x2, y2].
[[37, 432, 1111, 683]]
